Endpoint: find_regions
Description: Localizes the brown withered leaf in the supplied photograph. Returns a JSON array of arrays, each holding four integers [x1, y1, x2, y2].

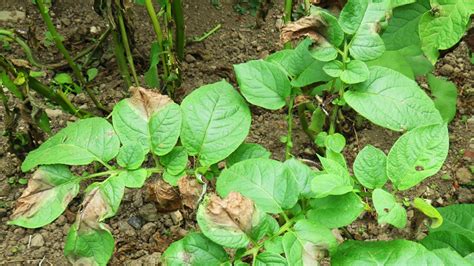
[[146, 178, 181, 212], [206, 192, 254, 233], [10, 59, 31, 69], [178, 175, 203, 209], [76, 187, 111, 231], [281, 16, 327, 44], [129, 87, 172, 119]]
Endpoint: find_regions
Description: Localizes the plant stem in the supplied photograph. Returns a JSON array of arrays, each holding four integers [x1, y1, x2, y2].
[[112, 30, 133, 88], [285, 93, 296, 160], [36, 0, 105, 112], [0, 29, 43, 68], [328, 105, 339, 135], [171, 0, 185, 60], [145, 0, 169, 79], [115, 3, 139, 86], [297, 104, 315, 142], [283, 0, 293, 49], [191, 24, 221, 43]]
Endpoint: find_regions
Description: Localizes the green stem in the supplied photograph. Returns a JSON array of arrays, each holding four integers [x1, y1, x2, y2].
[[171, 0, 185, 60], [284, 0, 292, 23], [328, 105, 339, 135], [145, 0, 169, 78], [192, 24, 221, 43], [285, 93, 296, 160], [0, 29, 43, 68], [297, 104, 314, 142], [36, 0, 105, 112], [116, 3, 139, 86], [112, 30, 133, 88]]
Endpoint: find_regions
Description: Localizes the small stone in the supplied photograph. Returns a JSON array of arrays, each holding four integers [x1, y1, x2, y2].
[[456, 167, 472, 185], [185, 54, 196, 63], [140, 222, 157, 241], [439, 64, 454, 76], [0, 11, 26, 22], [139, 203, 159, 222], [164, 217, 173, 227], [0, 208, 7, 218], [30, 234, 45, 248], [55, 215, 67, 226], [128, 216, 144, 230], [132, 190, 143, 208], [118, 221, 136, 237], [0, 182, 10, 197], [45, 108, 63, 118], [406, 210, 414, 219], [62, 224, 70, 235], [170, 210, 183, 225]]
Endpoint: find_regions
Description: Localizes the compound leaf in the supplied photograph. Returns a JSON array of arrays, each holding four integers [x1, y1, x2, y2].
[[180, 80, 251, 166]]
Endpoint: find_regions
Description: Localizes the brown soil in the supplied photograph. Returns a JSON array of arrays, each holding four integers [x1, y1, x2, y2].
[[0, 0, 472, 265]]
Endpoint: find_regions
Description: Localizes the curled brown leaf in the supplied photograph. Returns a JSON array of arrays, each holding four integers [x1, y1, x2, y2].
[[76, 187, 111, 232], [178, 175, 203, 209], [129, 87, 172, 119], [281, 15, 327, 44], [146, 178, 181, 212], [206, 192, 254, 233]]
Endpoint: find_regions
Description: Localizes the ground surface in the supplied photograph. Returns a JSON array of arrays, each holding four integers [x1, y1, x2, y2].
[[0, 0, 472, 265]]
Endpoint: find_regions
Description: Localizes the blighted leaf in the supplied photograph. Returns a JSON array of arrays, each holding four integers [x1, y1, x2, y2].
[[163, 170, 186, 187], [116, 142, 145, 170], [427, 73, 457, 123], [332, 240, 443, 265], [226, 143, 271, 167], [197, 192, 266, 248], [387, 124, 449, 190], [112, 87, 181, 156], [419, 0, 473, 64], [180, 80, 251, 166], [116, 169, 148, 188], [216, 158, 298, 213], [9, 165, 80, 228], [372, 188, 407, 228], [413, 198, 443, 228], [146, 178, 181, 212], [308, 192, 364, 228], [353, 145, 388, 189], [178, 175, 203, 209], [160, 146, 188, 175], [234, 60, 291, 110], [22, 118, 120, 171], [344, 66, 443, 131], [162, 232, 230, 265], [64, 223, 114, 266], [284, 158, 316, 198]]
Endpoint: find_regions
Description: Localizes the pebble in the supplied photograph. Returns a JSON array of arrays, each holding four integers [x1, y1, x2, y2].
[[45, 108, 63, 118], [456, 167, 472, 184], [139, 203, 159, 222], [30, 233, 45, 248], [439, 64, 454, 76], [140, 223, 157, 242], [132, 190, 143, 208], [118, 221, 136, 237], [185, 54, 196, 63], [128, 216, 144, 230], [0, 208, 7, 218], [0, 183, 10, 197], [0, 11, 26, 22], [170, 210, 183, 225]]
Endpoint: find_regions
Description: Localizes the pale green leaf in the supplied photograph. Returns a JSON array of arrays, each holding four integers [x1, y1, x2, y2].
[[226, 143, 271, 167], [372, 188, 407, 228], [180, 80, 251, 166], [413, 197, 443, 228], [116, 169, 148, 188], [431, 248, 472, 266], [323, 60, 343, 78], [291, 60, 331, 87], [308, 192, 364, 228], [284, 158, 316, 198], [341, 60, 369, 84], [432, 204, 474, 240], [255, 252, 287, 266], [387, 123, 449, 190], [353, 145, 388, 189], [338, 0, 369, 34], [160, 146, 188, 175], [311, 173, 353, 198], [325, 133, 346, 153], [116, 142, 145, 170], [427, 73, 457, 123]]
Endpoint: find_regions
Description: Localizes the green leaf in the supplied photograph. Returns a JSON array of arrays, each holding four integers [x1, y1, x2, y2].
[[310, 44, 338, 62], [22, 118, 120, 171], [332, 240, 443, 265], [390, 0, 416, 8], [387, 123, 449, 190], [116, 169, 148, 188], [163, 170, 185, 186], [64, 223, 114, 266], [162, 232, 229, 265], [353, 145, 388, 189], [112, 88, 181, 156], [144, 42, 161, 88], [197, 192, 267, 248], [180, 80, 251, 166], [382, 0, 430, 51], [318, 156, 351, 182], [311, 173, 353, 198], [344, 66, 443, 131], [226, 143, 271, 167], [421, 231, 474, 257], [308, 192, 364, 228], [294, 219, 338, 254], [431, 248, 472, 266], [255, 252, 287, 266], [325, 133, 346, 153], [86, 68, 98, 82], [271, 38, 315, 78], [322, 60, 343, 78], [340, 60, 369, 84], [290, 60, 331, 87], [413, 197, 443, 228], [419, 0, 473, 64], [282, 231, 305, 265], [284, 158, 316, 198], [350, 32, 386, 61], [338, 0, 369, 34], [427, 73, 458, 123], [8, 165, 80, 228], [234, 59, 291, 110], [372, 188, 407, 228], [216, 158, 298, 214], [54, 73, 73, 84], [265, 236, 284, 254], [432, 204, 474, 240], [160, 146, 188, 175], [366, 50, 415, 79], [116, 143, 145, 170], [1, 72, 23, 100]]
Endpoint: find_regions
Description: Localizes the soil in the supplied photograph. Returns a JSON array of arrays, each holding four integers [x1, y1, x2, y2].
[[0, 0, 472, 265]]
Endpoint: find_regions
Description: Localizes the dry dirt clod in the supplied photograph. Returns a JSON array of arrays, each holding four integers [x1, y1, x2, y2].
[[138, 203, 159, 222], [456, 167, 472, 185], [30, 233, 45, 248]]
